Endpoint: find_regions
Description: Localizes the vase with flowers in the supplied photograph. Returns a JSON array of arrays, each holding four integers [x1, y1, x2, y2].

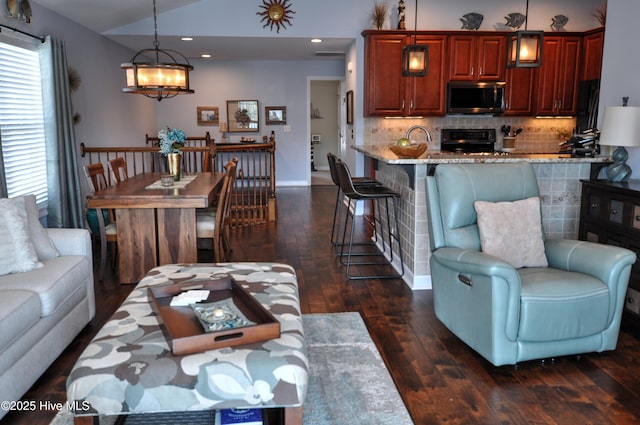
[[158, 127, 186, 181]]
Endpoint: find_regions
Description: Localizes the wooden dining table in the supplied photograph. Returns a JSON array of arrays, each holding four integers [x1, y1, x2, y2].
[[87, 172, 225, 284]]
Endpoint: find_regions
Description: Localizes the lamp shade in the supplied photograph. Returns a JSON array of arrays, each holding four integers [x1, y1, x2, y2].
[[507, 30, 543, 68], [402, 44, 428, 77], [599, 106, 640, 147]]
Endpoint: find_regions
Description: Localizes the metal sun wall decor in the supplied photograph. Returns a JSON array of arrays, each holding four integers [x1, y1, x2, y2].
[[257, 0, 295, 33]]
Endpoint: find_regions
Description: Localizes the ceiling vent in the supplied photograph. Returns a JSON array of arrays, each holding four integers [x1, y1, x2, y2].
[[314, 51, 346, 57]]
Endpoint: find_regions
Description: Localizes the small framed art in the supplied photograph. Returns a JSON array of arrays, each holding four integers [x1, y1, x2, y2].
[[227, 100, 260, 132], [197, 106, 219, 126], [346, 90, 354, 125], [265, 106, 287, 125]]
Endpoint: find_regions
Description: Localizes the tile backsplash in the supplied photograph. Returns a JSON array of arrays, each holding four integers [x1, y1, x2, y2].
[[364, 116, 576, 153]]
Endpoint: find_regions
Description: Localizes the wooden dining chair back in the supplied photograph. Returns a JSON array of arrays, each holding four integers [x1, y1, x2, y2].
[[109, 157, 129, 183], [83, 163, 117, 281], [196, 157, 238, 262]]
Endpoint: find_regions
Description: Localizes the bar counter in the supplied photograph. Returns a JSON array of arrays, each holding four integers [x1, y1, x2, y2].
[[352, 144, 610, 290]]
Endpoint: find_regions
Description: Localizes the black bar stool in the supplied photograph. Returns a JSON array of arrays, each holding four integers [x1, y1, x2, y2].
[[326, 153, 380, 247], [334, 159, 404, 280]]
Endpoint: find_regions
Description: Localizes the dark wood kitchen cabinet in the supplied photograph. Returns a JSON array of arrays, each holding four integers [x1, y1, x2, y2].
[[535, 35, 581, 115], [581, 28, 604, 81], [579, 179, 640, 331], [504, 67, 537, 116], [363, 31, 447, 116], [448, 35, 506, 82]]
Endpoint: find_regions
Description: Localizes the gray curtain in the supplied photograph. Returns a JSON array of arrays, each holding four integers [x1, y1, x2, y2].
[[44, 36, 83, 228], [0, 127, 7, 198]]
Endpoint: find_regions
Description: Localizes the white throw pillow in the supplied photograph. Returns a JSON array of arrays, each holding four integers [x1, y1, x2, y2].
[[474, 196, 548, 269], [19, 195, 60, 260], [0, 197, 44, 275]]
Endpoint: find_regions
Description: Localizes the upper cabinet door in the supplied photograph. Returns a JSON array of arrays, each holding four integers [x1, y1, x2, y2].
[[410, 36, 448, 116], [582, 29, 604, 81], [364, 34, 407, 116], [536, 36, 581, 116], [448, 35, 506, 81]]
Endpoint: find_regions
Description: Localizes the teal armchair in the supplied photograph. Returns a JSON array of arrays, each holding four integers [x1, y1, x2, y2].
[[425, 162, 636, 366]]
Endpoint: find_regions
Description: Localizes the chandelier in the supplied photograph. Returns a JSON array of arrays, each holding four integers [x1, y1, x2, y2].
[[402, 0, 427, 76], [507, 0, 543, 68], [121, 0, 194, 101]]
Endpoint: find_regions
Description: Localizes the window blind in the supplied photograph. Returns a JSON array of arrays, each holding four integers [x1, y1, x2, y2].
[[0, 41, 48, 210]]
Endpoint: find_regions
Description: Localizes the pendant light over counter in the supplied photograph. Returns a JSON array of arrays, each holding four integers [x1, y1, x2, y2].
[[402, 0, 428, 77], [121, 0, 194, 101], [507, 0, 543, 68]]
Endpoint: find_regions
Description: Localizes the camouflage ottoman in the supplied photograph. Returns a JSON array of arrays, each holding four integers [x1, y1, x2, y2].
[[67, 263, 308, 425]]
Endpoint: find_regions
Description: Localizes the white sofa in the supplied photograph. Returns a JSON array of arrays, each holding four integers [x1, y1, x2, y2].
[[0, 196, 95, 419]]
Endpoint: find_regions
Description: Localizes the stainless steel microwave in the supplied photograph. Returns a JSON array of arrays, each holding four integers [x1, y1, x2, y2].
[[446, 81, 506, 115]]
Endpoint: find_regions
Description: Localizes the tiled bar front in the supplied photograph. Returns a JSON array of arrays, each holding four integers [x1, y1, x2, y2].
[[362, 153, 604, 290]]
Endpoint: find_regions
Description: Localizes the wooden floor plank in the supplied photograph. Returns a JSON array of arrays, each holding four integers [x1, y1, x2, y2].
[[6, 186, 640, 425]]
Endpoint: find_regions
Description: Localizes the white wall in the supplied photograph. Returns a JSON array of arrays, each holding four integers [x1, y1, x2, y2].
[[155, 59, 344, 185], [599, 0, 640, 177], [24, 3, 157, 151]]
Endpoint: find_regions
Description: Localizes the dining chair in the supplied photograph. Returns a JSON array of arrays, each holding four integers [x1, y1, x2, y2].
[[109, 157, 129, 183], [83, 163, 117, 281], [196, 157, 238, 262]]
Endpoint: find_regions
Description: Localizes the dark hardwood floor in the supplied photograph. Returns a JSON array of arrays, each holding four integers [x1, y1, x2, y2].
[[5, 185, 640, 424]]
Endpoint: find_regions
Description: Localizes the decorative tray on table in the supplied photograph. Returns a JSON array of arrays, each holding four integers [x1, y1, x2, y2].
[[147, 276, 280, 355]]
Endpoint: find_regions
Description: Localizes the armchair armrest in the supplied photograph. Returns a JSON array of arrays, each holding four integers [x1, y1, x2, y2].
[[46, 228, 92, 259], [545, 239, 636, 287], [545, 239, 636, 324], [433, 247, 520, 281], [431, 247, 522, 342]]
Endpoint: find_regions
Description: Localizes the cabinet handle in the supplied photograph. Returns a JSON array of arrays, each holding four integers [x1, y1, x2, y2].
[[635, 215, 640, 221], [628, 296, 636, 305], [591, 203, 598, 208], [479, 67, 483, 76], [402, 99, 405, 110], [410, 99, 414, 110], [612, 209, 619, 215], [470, 66, 474, 76]]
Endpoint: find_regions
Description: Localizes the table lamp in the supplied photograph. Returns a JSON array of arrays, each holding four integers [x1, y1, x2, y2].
[[220, 122, 228, 143], [598, 102, 640, 182]]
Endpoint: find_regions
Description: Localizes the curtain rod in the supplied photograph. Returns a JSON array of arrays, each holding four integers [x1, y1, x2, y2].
[[0, 24, 45, 43]]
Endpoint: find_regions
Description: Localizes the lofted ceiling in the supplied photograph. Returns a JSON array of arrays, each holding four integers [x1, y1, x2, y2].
[[30, 0, 352, 61]]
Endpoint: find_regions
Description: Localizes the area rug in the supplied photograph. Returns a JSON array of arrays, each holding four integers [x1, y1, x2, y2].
[[50, 312, 413, 425]]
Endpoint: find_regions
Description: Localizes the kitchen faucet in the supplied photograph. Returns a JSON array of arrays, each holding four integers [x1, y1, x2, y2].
[[405, 125, 432, 144]]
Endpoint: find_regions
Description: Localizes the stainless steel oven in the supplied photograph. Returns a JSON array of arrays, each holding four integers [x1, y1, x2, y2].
[[441, 128, 496, 153]]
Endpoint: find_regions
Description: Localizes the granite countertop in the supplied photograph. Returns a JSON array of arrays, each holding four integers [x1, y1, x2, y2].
[[352, 144, 610, 164]]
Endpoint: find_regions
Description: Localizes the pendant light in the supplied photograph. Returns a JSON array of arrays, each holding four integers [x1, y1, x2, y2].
[[121, 0, 194, 101], [402, 0, 428, 77], [507, 0, 543, 68]]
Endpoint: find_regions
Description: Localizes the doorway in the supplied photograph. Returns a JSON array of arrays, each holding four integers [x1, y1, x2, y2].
[[310, 79, 343, 185]]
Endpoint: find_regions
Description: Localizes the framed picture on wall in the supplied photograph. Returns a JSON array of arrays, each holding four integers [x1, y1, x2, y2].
[[197, 106, 219, 126], [227, 100, 260, 132], [265, 106, 287, 125], [346, 90, 354, 124]]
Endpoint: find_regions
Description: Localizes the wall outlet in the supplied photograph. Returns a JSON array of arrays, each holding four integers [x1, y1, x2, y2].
[[283, 125, 291, 132]]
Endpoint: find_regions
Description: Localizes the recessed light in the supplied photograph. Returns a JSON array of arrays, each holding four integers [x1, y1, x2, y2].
[[201, 54, 212, 58], [181, 37, 193, 41], [311, 38, 322, 43]]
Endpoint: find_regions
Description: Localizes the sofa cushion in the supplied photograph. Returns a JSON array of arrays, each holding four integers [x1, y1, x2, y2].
[[474, 196, 548, 268], [0, 197, 43, 275], [20, 195, 60, 261], [518, 267, 610, 341], [0, 255, 90, 317], [0, 290, 41, 350]]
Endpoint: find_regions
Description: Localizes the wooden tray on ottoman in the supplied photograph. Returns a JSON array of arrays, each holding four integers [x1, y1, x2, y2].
[[148, 276, 280, 355]]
